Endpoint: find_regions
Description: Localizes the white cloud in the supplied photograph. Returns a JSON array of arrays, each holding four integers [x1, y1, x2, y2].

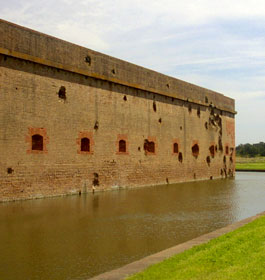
[[56, 21, 110, 51], [1, 0, 265, 144]]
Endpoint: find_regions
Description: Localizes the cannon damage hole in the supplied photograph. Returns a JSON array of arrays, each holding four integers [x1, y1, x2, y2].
[[218, 136, 223, 152], [94, 121, 99, 130], [209, 145, 215, 158], [206, 156, 211, 166], [178, 152, 183, 163], [188, 104, 192, 113], [93, 173, 99, 186], [7, 167, 14, 174], [153, 101, 157, 112], [85, 55, 91, 65], [197, 107, 200, 117], [58, 86, 66, 100]]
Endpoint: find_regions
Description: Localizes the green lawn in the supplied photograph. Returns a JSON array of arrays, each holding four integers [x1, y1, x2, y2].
[[127, 215, 265, 280], [236, 162, 265, 170], [236, 156, 265, 170]]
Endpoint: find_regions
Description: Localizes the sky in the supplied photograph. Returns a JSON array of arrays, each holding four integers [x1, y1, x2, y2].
[[1, 0, 265, 145]]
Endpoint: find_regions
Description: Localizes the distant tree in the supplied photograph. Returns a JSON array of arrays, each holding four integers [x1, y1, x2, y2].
[[236, 142, 265, 157]]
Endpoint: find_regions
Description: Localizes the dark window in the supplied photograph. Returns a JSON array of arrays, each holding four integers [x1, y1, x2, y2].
[[32, 134, 43, 151], [173, 143, 179, 153], [144, 140, 155, 153], [226, 146, 229, 155], [192, 144, 199, 157], [81, 138, 90, 152], [149, 142, 155, 153], [119, 140, 126, 153]]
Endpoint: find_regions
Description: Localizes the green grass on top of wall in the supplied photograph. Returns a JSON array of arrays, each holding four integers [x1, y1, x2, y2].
[[127, 215, 265, 280]]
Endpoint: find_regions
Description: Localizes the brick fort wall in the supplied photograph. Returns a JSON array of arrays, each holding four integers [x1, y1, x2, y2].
[[0, 19, 235, 202]]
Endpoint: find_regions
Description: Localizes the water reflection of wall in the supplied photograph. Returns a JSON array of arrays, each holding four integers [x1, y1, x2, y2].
[[1, 174, 265, 279]]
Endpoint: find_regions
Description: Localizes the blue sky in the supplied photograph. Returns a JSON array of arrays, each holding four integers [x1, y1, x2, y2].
[[1, 0, 265, 145]]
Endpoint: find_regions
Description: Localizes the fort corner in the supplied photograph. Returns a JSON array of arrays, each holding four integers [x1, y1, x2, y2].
[[0, 19, 235, 202]]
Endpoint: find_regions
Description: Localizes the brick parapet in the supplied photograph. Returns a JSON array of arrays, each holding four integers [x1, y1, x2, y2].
[[0, 19, 235, 114]]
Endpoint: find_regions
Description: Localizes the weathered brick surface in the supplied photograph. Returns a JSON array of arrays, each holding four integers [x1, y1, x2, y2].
[[0, 19, 235, 113], [0, 20, 235, 202]]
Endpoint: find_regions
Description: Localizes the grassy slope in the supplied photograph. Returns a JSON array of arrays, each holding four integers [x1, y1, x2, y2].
[[127, 215, 265, 280], [236, 156, 265, 170]]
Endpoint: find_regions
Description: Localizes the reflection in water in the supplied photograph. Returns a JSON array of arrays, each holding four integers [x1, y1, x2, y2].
[[0, 173, 265, 280]]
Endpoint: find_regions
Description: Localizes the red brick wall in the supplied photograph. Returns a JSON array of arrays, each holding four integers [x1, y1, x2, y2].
[[0, 19, 235, 113], [0, 54, 235, 202]]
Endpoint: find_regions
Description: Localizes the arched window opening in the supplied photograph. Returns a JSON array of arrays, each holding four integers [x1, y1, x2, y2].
[[192, 143, 199, 158], [32, 134, 43, 151], [119, 140, 126, 153], [81, 138, 90, 152], [173, 143, 179, 154], [226, 145, 229, 155]]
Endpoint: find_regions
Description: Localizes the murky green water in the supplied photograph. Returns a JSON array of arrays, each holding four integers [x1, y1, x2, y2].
[[0, 172, 265, 280]]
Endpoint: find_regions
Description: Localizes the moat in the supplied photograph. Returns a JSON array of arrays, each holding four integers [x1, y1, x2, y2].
[[1, 172, 265, 280]]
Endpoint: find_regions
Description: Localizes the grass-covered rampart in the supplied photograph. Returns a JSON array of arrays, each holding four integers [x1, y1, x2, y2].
[[127, 214, 265, 280], [236, 156, 265, 170]]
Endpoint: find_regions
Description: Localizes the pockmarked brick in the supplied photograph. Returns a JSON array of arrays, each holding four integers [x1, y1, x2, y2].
[[0, 19, 236, 202]]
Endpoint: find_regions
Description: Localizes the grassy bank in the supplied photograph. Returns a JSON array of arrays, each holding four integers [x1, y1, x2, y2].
[[236, 156, 265, 170], [127, 215, 265, 280]]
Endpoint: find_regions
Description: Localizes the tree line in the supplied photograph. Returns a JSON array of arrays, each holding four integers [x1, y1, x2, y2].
[[236, 142, 265, 157]]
